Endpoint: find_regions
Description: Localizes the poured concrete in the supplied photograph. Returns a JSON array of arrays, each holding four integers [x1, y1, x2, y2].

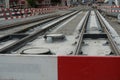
[[82, 39, 111, 56]]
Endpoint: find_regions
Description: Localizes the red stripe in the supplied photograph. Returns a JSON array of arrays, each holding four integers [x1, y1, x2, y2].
[[58, 56, 120, 80]]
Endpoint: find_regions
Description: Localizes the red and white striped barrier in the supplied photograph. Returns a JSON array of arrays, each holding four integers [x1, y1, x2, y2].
[[0, 7, 56, 21], [0, 8, 31, 20], [97, 5, 120, 17], [2, 8, 8, 20], [0, 6, 70, 21], [111, 9, 120, 12], [0, 55, 120, 80]]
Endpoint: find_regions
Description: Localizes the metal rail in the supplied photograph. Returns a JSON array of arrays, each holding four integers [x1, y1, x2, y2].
[[0, 15, 60, 30], [74, 10, 120, 55], [74, 10, 91, 55], [0, 10, 81, 53], [0, 12, 77, 41], [95, 10, 120, 55]]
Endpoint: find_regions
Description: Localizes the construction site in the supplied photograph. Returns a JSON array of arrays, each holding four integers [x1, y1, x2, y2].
[[0, 0, 120, 80]]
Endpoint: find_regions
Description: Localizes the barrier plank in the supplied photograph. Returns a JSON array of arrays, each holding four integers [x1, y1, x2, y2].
[[58, 56, 120, 80]]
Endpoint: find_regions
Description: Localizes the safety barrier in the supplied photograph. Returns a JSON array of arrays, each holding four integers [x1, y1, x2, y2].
[[0, 55, 120, 80], [58, 56, 120, 80], [0, 6, 71, 21], [0, 7, 56, 21], [97, 5, 120, 17]]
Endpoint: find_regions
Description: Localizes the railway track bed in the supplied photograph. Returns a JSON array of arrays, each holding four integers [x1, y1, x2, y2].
[[74, 10, 120, 56], [0, 10, 81, 54], [0, 9, 120, 56]]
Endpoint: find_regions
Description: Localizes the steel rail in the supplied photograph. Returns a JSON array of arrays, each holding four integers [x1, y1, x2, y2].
[[74, 10, 91, 55], [15, 11, 78, 34], [95, 10, 120, 55], [0, 16, 60, 43], [0, 15, 60, 30], [0, 11, 77, 43], [0, 10, 81, 53]]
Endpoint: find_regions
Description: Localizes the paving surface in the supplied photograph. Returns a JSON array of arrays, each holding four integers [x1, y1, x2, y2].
[[105, 16, 120, 36], [52, 11, 86, 35]]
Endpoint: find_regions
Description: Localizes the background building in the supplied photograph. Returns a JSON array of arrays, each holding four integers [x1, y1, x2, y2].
[[0, 0, 80, 8], [0, 0, 9, 8], [0, 0, 27, 8]]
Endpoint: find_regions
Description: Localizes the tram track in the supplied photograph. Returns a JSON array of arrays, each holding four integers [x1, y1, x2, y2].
[[0, 11, 79, 36], [0, 16, 58, 36], [0, 10, 81, 53], [74, 11, 90, 55], [1, 9, 119, 55], [0, 10, 77, 40], [74, 10, 120, 56], [0, 15, 59, 31], [96, 11, 120, 55]]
